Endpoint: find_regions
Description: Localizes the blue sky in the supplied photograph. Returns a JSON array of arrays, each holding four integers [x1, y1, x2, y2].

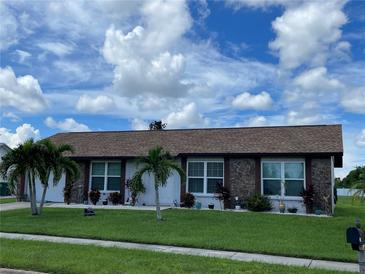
[[0, 0, 364, 177]]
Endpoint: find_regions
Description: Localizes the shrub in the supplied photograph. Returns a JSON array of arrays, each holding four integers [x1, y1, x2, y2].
[[126, 176, 146, 206], [182, 192, 195, 208], [108, 192, 122, 205], [246, 194, 272, 212], [89, 189, 101, 205]]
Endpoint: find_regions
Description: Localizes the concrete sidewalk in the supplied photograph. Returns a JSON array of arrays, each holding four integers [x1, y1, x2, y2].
[[0, 268, 45, 274], [46, 203, 171, 211], [0, 232, 358, 273], [0, 202, 30, 212]]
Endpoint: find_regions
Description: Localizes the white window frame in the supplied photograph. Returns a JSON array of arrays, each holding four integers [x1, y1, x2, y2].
[[186, 160, 224, 196], [89, 161, 121, 192], [261, 159, 305, 200]]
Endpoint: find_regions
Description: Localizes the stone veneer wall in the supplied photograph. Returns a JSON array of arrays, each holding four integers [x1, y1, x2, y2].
[[68, 162, 86, 203], [311, 158, 332, 215], [228, 158, 258, 203]]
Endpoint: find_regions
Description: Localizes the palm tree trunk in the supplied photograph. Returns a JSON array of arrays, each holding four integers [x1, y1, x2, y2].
[[28, 170, 38, 215], [39, 184, 47, 215], [154, 182, 162, 221], [39, 171, 50, 215]]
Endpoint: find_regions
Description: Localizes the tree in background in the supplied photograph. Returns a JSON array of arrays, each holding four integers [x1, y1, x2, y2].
[[341, 166, 365, 188], [351, 167, 365, 202], [149, 120, 166, 131]]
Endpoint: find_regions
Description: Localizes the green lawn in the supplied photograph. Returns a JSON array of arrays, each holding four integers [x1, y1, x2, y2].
[[0, 239, 350, 274], [0, 197, 363, 262], [0, 197, 16, 204]]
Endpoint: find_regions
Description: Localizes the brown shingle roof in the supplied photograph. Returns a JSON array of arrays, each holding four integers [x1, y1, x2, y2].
[[48, 124, 343, 159]]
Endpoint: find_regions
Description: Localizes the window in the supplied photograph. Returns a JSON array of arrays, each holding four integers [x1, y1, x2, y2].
[[187, 161, 224, 194], [90, 162, 121, 191], [262, 161, 305, 197]]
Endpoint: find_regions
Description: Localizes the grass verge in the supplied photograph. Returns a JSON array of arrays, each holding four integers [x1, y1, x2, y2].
[[0, 197, 16, 204], [0, 197, 362, 262], [0, 238, 351, 274]]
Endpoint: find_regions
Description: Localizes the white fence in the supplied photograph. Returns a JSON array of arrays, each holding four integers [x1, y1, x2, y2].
[[337, 188, 358, 196]]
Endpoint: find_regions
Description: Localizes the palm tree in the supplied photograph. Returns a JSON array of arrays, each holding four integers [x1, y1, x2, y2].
[[352, 168, 365, 202], [0, 139, 42, 215], [37, 139, 80, 214], [133, 146, 185, 221]]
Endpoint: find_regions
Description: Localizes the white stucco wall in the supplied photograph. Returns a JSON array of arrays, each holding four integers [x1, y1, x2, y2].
[[125, 160, 181, 206], [25, 172, 66, 202]]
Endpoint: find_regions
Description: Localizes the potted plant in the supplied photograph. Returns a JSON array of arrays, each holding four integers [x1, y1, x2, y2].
[[89, 189, 101, 205], [109, 192, 122, 205], [234, 196, 241, 210], [279, 181, 286, 213], [300, 184, 314, 214], [126, 176, 145, 206], [288, 207, 298, 213], [279, 200, 286, 213], [214, 182, 230, 210]]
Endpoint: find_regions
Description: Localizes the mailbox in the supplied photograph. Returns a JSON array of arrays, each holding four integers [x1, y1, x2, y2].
[[347, 227, 364, 251]]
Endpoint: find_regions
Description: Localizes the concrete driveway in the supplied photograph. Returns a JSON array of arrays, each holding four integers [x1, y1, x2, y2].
[[0, 202, 30, 212]]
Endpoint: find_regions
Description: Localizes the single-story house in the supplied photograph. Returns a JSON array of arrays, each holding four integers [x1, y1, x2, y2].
[[21, 124, 343, 214], [0, 143, 12, 196]]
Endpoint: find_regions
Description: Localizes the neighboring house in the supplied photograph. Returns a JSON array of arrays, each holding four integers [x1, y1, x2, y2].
[[22, 124, 343, 214], [0, 143, 11, 196]]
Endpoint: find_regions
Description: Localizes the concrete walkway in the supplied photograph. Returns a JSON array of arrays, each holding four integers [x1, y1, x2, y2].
[[0, 202, 30, 212], [46, 203, 171, 211], [0, 232, 358, 273], [0, 268, 45, 274]]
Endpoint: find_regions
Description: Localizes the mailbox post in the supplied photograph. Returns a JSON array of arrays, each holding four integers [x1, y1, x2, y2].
[[346, 219, 365, 274]]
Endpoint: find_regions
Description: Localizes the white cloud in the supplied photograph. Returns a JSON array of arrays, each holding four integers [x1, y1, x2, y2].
[[0, 2, 18, 50], [269, 1, 348, 69], [356, 129, 365, 147], [15, 49, 31, 63], [225, 0, 291, 10], [131, 118, 148, 130], [247, 115, 268, 127], [2, 112, 21, 122], [44, 117, 90, 132], [0, 66, 47, 112], [335, 131, 365, 179], [38, 42, 74, 56], [164, 102, 209, 129], [76, 94, 115, 113], [232, 91, 273, 110], [341, 87, 365, 114], [102, 0, 192, 97], [293, 67, 344, 92], [284, 67, 344, 114], [286, 111, 326, 125], [0, 124, 40, 148]]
